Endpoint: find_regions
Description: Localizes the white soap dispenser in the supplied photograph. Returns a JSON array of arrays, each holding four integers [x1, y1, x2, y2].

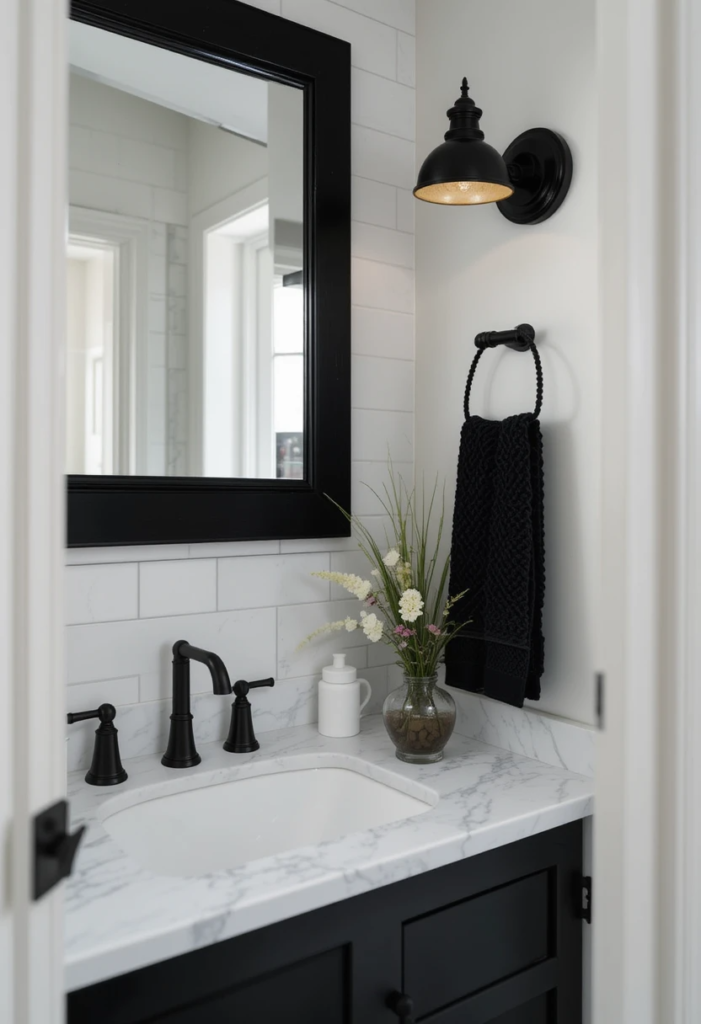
[[318, 653, 372, 738]]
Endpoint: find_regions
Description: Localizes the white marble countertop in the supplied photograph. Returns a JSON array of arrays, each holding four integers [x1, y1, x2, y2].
[[65, 716, 593, 993]]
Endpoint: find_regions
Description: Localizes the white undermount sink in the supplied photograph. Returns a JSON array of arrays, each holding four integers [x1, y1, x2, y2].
[[100, 757, 436, 877]]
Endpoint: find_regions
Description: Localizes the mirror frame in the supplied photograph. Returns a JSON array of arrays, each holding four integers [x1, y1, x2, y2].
[[68, 0, 350, 546]]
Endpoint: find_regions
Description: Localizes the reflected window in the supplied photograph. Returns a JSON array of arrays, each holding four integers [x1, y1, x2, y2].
[[273, 279, 304, 479], [66, 240, 117, 475]]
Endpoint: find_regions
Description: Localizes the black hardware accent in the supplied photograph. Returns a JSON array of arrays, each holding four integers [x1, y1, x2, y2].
[[579, 876, 592, 923], [595, 672, 605, 730], [386, 991, 416, 1023], [33, 799, 85, 900], [466, 326, 543, 421], [224, 678, 276, 753], [67, 703, 128, 786], [162, 641, 233, 769], [474, 323, 535, 352], [498, 127, 574, 225], [414, 79, 572, 223]]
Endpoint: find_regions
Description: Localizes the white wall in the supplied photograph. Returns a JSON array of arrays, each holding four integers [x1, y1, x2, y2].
[[69, 73, 190, 474], [415, 0, 599, 725], [187, 119, 267, 219], [65, 0, 416, 769]]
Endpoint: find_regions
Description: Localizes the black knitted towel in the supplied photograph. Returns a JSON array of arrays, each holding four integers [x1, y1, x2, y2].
[[445, 345, 545, 707]]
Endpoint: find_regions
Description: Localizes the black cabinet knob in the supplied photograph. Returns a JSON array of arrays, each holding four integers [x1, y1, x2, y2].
[[386, 991, 415, 1023]]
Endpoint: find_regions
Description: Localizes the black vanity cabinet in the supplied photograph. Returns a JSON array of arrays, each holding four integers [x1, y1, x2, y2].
[[68, 822, 584, 1024]]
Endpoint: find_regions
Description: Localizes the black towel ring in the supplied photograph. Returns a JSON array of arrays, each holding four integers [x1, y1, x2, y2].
[[464, 323, 543, 420]]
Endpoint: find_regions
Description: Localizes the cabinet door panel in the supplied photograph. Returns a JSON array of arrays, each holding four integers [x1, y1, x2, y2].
[[151, 947, 348, 1024], [404, 870, 550, 1016], [489, 992, 551, 1023]]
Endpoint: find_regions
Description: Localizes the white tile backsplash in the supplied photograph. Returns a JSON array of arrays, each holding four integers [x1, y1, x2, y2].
[[351, 68, 415, 141], [351, 125, 416, 188], [351, 306, 414, 360], [282, 0, 398, 77], [352, 175, 397, 229], [329, 0, 415, 35], [352, 257, 414, 313], [395, 187, 415, 234], [67, 608, 277, 695], [352, 354, 414, 411], [277, 599, 370, 679], [352, 408, 413, 463], [351, 460, 413, 515], [352, 221, 414, 268], [397, 31, 416, 87], [65, 0, 416, 771], [218, 553, 331, 610], [66, 676, 140, 713], [65, 563, 139, 625], [139, 559, 217, 618]]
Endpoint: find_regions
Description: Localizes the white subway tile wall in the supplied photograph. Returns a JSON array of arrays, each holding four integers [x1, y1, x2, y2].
[[65, 0, 415, 770]]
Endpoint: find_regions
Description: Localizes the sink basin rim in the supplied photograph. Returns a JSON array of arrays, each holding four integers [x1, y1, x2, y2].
[[96, 754, 439, 878]]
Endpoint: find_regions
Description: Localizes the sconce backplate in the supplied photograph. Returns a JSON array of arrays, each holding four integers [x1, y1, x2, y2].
[[498, 127, 573, 225]]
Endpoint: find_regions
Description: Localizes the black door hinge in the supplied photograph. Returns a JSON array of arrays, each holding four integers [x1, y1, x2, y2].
[[579, 876, 592, 924], [33, 799, 85, 900]]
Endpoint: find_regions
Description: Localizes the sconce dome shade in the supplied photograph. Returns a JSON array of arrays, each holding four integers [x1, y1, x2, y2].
[[414, 78, 514, 206], [414, 139, 514, 205]]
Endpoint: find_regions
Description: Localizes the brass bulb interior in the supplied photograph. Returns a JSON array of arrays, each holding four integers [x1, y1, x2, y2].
[[414, 180, 514, 205]]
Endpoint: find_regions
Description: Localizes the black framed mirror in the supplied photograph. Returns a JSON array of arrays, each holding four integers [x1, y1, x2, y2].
[[67, 0, 350, 546]]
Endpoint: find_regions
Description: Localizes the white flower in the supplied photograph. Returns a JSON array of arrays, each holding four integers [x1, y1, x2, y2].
[[344, 617, 358, 632], [383, 548, 400, 567], [297, 619, 354, 649], [312, 571, 372, 601], [360, 610, 384, 642], [399, 588, 424, 623], [370, 568, 380, 578]]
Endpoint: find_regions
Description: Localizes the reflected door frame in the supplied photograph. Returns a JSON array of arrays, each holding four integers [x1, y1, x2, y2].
[[189, 176, 269, 477], [68, 206, 149, 474]]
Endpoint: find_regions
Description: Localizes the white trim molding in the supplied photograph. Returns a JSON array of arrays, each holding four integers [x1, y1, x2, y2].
[[664, 0, 701, 1018], [594, 0, 701, 1021], [0, 0, 68, 1021]]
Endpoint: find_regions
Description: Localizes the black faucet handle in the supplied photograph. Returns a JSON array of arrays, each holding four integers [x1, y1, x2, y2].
[[233, 677, 275, 698], [67, 703, 116, 725], [67, 704, 128, 787], [225, 678, 275, 753]]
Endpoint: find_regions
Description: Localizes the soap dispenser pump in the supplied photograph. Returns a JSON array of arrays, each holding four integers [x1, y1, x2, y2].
[[318, 654, 372, 738]]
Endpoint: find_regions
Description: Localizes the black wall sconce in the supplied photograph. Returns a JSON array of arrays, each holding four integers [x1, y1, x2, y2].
[[414, 78, 573, 225]]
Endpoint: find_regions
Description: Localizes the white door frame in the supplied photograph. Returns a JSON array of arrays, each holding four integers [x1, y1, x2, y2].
[[69, 206, 150, 475], [594, 0, 701, 1021], [189, 177, 268, 476], [0, 0, 68, 1022]]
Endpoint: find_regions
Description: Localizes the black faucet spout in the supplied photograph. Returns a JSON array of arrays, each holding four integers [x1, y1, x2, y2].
[[176, 642, 232, 695], [162, 640, 232, 769]]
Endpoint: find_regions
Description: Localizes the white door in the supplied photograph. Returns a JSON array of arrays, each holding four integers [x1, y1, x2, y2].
[[0, 1, 69, 1022]]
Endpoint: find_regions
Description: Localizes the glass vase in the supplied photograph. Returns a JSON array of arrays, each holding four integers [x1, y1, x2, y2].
[[382, 673, 456, 764]]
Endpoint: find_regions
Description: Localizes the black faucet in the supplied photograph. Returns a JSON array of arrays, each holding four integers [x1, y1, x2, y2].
[[162, 640, 232, 768]]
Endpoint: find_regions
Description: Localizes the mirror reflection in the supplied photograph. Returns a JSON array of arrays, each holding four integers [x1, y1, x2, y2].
[[66, 21, 305, 479]]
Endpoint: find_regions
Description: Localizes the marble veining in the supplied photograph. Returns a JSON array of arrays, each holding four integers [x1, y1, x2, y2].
[[448, 686, 596, 777], [65, 715, 593, 992]]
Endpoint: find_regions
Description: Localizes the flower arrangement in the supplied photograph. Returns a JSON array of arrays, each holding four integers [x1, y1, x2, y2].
[[299, 473, 469, 679]]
